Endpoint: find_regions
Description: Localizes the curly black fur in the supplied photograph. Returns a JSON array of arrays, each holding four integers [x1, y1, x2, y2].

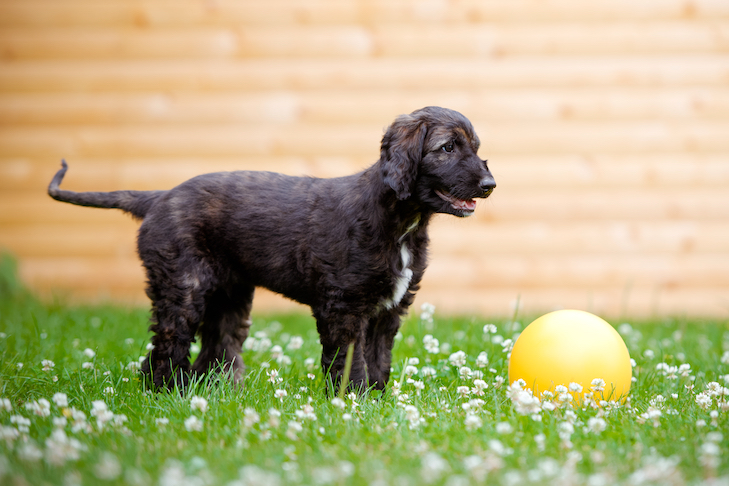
[[48, 106, 496, 392]]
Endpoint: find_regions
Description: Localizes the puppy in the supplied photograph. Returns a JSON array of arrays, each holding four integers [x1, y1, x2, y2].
[[48, 106, 495, 392]]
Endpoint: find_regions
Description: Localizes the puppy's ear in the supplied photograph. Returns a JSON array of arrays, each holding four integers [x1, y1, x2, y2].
[[380, 115, 428, 200]]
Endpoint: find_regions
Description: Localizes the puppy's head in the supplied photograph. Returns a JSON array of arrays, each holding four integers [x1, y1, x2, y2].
[[380, 106, 495, 217]]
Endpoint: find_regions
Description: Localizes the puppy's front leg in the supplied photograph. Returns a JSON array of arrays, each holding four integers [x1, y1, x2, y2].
[[315, 313, 368, 394], [364, 310, 402, 390]]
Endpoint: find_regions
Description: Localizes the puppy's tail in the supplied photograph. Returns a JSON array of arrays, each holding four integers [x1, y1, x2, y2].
[[48, 160, 165, 220]]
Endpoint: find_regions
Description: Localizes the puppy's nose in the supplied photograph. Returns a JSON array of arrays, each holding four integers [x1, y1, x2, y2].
[[479, 177, 496, 196]]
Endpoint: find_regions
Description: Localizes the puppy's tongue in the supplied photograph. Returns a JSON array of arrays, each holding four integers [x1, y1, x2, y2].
[[456, 199, 477, 211], [435, 190, 476, 212]]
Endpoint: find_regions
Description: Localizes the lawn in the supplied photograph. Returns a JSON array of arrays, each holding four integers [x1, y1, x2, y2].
[[1, 255, 728, 485]]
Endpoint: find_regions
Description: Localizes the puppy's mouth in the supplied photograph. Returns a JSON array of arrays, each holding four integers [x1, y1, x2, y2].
[[435, 189, 477, 216]]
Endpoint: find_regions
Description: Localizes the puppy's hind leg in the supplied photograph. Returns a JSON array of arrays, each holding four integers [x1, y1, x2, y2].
[[140, 261, 211, 392], [192, 284, 254, 385]]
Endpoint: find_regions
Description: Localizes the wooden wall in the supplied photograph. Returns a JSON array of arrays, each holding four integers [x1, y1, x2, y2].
[[1, 0, 728, 318]]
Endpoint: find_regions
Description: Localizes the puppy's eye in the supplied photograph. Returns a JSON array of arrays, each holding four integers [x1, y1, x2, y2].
[[442, 142, 455, 153]]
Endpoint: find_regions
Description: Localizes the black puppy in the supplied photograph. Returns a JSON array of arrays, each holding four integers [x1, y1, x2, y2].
[[48, 106, 495, 392]]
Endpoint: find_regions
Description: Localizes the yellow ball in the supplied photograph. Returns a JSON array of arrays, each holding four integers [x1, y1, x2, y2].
[[508, 310, 632, 402]]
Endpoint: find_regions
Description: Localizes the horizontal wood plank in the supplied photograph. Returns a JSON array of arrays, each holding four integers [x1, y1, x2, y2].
[[2, 57, 729, 92], [1, 0, 728, 29], [3, 88, 729, 125], [412, 286, 729, 318], [2, 23, 727, 60]]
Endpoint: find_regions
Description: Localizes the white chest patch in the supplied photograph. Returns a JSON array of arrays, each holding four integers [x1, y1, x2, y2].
[[384, 242, 414, 310]]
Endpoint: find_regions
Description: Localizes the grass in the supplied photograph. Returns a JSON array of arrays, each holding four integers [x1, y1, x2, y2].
[[0, 254, 728, 485]]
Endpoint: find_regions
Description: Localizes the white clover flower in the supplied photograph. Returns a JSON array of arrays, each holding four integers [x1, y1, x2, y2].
[[459, 366, 473, 380], [25, 399, 51, 417], [242, 408, 260, 428], [558, 421, 575, 441], [274, 389, 288, 401], [286, 420, 303, 440], [303, 357, 317, 371], [45, 429, 86, 466], [457, 386, 471, 398], [258, 337, 273, 352], [48, 416, 67, 431], [420, 302, 436, 321], [103, 387, 114, 395], [81, 362, 94, 370], [507, 382, 542, 415], [11, 415, 31, 433], [331, 397, 346, 410], [404, 365, 418, 377], [145, 343, 155, 351], [390, 379, 402, 398], [0, 398, 11, 412], [184, 415, 203, 432], [678, 364, 692, 377], [52, 393, 68, 408], [721, 351, 729, 365], [83, 348, 96, 359], [542, 401, 557, 412], [41, 360, 55, 371], [591, 378, 606, 392], [267, 369, 282, 384], [464, 399, 482, 411], [449, 350, 467, 367], [637, 406, 662, 427], [18, 442, 43, 462], [94, 452, 122, 480], [267, 408, 281, 429], [295, 404, 317, 421], [155, 417, 169, 426], [423, 335, 440, 354], [483, 324, 497, 334], [587, 417, 607, 434], [475, 352, 489, 369], [500, 339, 514, 354], [472, 379, 488, 396], [90, 400, 107, 414], [568, 382, 583, 394], [706, 381, 729, 398], [420, 366, 437, 378], [495, 422, 513, 434], [286, 336, 304, 350], [464, 413, 482, 431], [404, 405, 423, 430], [411, 380, 425, 396], [189, 396, 208, 413], [695, 392, 712, 410], [488, 439, 508, 456], [271, 345, 284, 359]]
